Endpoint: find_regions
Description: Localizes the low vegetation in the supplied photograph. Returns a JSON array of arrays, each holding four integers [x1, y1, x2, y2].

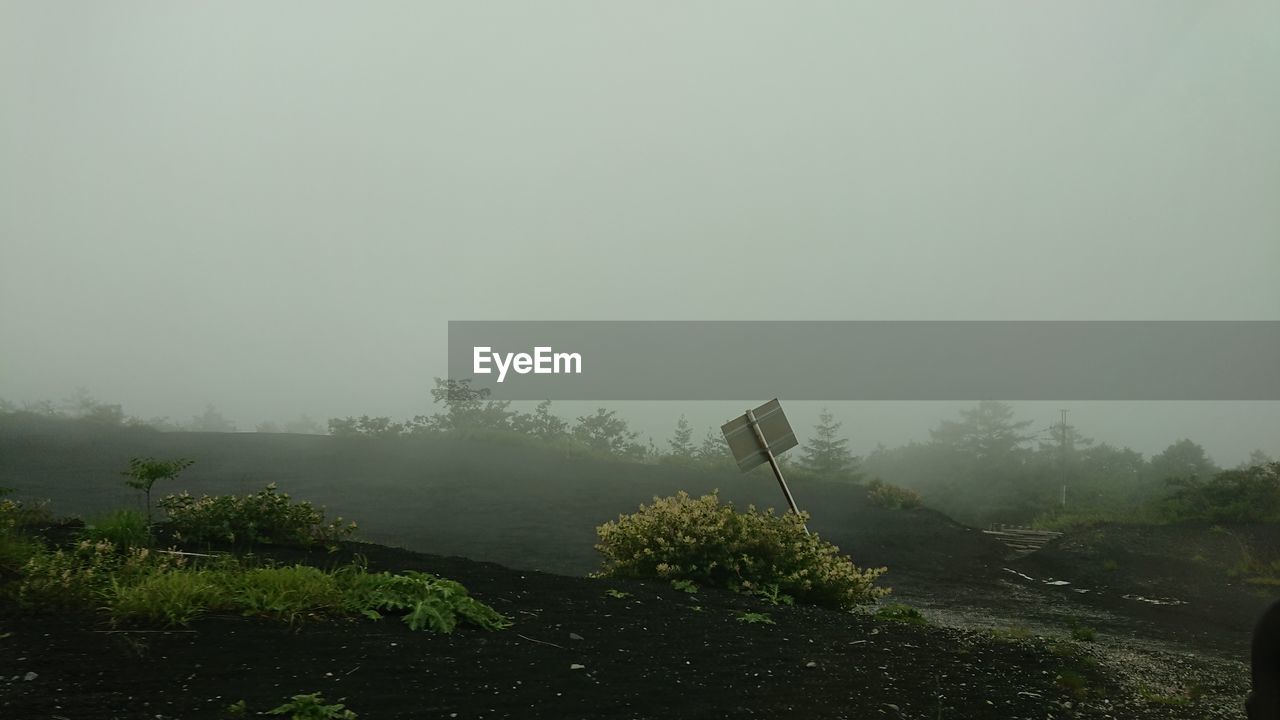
[[594, 491, 887, 611], [865, 478, 922, 510], [2, 475, 508, 636], [122, 457, 193, 526], [874, 603, 927, 625], [83, 508, 151, 550], [265, 693, 359, 719], [15, 540, 509, 632], [159, 483, 357, 550]]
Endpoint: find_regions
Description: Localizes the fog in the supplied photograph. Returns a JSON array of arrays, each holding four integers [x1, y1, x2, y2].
[[2, 2, 1278, 464]]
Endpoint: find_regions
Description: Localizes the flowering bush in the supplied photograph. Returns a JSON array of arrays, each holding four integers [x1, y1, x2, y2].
[[595, 491, 887, 610], [158, 484, 356, 549], [19, 539, 187, 610], [866, 478, 922, 510], [0, 488, 52, 531]]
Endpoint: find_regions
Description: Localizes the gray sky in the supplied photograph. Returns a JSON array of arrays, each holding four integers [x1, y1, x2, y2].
[[2, 2, 1278, 464]]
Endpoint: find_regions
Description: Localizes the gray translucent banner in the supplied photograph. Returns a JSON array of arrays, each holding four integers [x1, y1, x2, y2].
[[447, 321, 1280, 401]]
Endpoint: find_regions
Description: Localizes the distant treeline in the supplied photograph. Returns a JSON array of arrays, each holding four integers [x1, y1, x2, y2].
[[3, 387, 1276, 528], [0, 389, 321, 435]]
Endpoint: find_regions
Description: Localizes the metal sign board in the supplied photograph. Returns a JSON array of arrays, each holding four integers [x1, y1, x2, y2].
[[721, 398, 797, 473]]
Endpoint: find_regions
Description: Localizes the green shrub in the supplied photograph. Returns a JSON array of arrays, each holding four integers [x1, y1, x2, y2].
[[0, 490, 53, 530], [594, 491, 887, 610], [866, 479, 922, 510], [875, 603, 927, 625], [0, 488, 41, 580], [159, 484, 357, 549], [336, 566, 512, 633], [267, 693, 358, 719], [84, 509, 152, 550], [1159, 462, 1280, 523], [1070, 625, 1096, 642], [19, 541, 187, 611]]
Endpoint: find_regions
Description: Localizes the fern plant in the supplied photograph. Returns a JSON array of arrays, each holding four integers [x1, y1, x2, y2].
[[266, 693, 358, 719]]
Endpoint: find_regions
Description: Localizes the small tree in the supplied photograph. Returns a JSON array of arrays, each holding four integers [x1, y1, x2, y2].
[[572, 408, 640, 456], [510, 400, 570, 441], [668, 415, 695, 460], [123, 457, 193, 526], [696, 428, 732, 468], [800, 409, 862, 482]]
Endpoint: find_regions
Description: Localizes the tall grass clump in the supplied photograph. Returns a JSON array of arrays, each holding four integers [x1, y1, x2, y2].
[[595, 491, 888, 610], [84, 509, 152, 550]]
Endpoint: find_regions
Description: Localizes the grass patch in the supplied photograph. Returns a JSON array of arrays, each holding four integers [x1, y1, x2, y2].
[[874, 603, 927, 625], [84, 509, 152, 550], [15, 540, 509, 634]]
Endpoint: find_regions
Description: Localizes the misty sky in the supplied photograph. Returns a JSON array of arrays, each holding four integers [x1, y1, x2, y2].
[[2, 3, 1278, 464]]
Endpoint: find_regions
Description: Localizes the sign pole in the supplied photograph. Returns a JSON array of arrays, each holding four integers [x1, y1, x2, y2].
[[745, 407, 808, 534]]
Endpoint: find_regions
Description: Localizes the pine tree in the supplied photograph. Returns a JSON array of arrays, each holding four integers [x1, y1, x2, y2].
[[697, 428, 732, 467], [668, 415, 695, 459], [800, 409, 861, 482]]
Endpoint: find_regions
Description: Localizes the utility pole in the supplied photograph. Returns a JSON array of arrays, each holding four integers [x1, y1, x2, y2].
[[1058, 409, 1069, 509]]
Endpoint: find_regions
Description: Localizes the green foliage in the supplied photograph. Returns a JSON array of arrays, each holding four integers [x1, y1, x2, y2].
[[159, 484, 357, 549], [670, 579, 698, 594], [84, 509, 152, 550], [17, 540, 509, 633], [603, 589, 632, 599], [0, 492, 53, 531], [1070, 625, 1096, 642], [0, 488, 41, 580], [695, 428, 733, 468], [866, 478, 922, 510], [666, 415, 696, 461], [1056, 670, 1090, 699], [229, 565, 344, 624], [1159, 462, 1279, 523], [122, 457, 193, 525], [327, 416, 406, 439], [508, 400, 570, 442], [267, 693, 358, 719], [339, 568, 513, 633], [19, 541, 189, 611], [109, 568, 224, 626], [595, 491, 887, 611], [734, 611, 774, 625], [753, 583, 794, 606], [799, 409, 861, 482], [875, 603, 927, 625], [572, 408, 643, 458]]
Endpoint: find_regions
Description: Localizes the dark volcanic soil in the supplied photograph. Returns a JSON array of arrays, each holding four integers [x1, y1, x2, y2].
[[0, 541, 1240, 720]]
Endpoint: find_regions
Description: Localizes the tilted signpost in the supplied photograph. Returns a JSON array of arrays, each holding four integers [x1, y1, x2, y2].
[[720, 398, 808, 533]]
